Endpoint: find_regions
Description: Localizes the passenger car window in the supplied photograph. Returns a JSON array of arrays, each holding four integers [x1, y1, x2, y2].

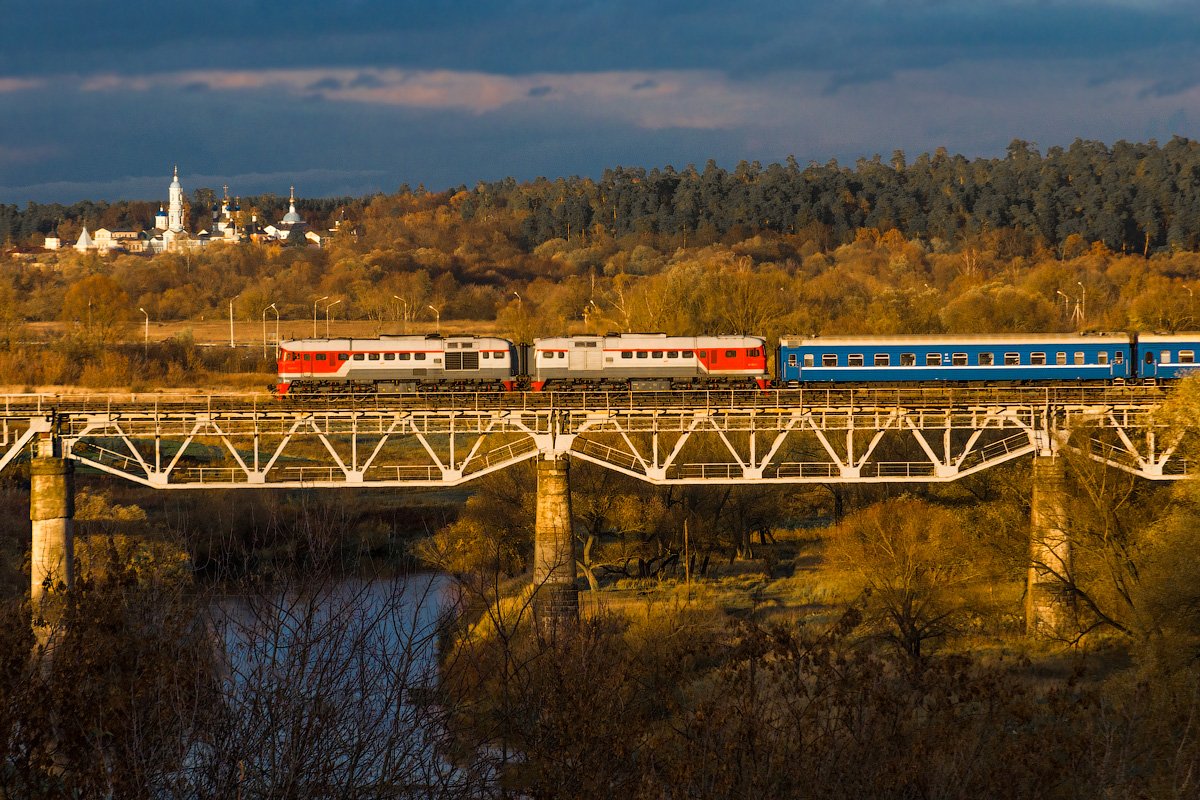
[[874, 354, 889, 366], [621, 351, 633, 359], [415, 353, 426, 361], [1030, 352, 1046, 365], [925, 353, 942, 366], [951, 353, 967, 366], [682, 350, 694, 358], [652, 351, 664, 359], [384, 353, 395, 361], [978, 352, 994, 366], [1098, 352, 1109, 365], [352, 353, 365, 361], [1055, 352, 1067, 365], [1162, 350, 1171, 363], [900, 353, 915, 366], [1004, 353, 1020, 365], [847, 354, 864, 367], [725, 350, 736, 358], [637, 351, 648, 359], [1182, 351, 1195, 364], [821, 354, 838, 367], [368, 353, 380, 361], [1074, 352, 1085, 365], [803, 354, 814, 367]]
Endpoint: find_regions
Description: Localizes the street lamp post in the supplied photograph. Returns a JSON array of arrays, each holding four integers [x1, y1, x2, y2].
[[324, 299, 343, 338], [262, 303, 278, 359], [313, 295, 328, 338], [392, 295, 407, 333], [1077, 281, 1086, 324], [138, 307, 149, 350], [228, 297, 237, 348], [427, 304, 441, 334]]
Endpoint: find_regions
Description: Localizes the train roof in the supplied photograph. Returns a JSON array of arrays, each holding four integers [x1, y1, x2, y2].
[[779, 333, 1132, 347], [280, 336, 514, 352], [535, 334, 765, 348], [1137, 332, 1200, 343]]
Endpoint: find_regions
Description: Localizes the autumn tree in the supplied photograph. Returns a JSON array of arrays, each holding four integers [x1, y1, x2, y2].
[[59, 273, 132, 343]]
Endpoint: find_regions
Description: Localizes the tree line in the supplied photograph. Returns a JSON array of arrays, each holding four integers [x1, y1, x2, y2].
[[6, 137, 1200, 256]]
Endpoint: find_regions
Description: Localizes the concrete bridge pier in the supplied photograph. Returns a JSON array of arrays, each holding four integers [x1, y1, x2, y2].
[[1026, 455, 1073, 636], [30, 434, 74, 623], [532, 454, 578, 636]]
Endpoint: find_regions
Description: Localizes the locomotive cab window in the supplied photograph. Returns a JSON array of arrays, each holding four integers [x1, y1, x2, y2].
[[1004, 353, 1020, 365], [748, 348, 761, 356], [847, 354, 864, 367], [951, 353, 967, 366], [1030, 352, 1046, 365], [926, 354, 942, 366], [303, 354, 311, 360], [1182, 351, 1196, 364], [1074, 352, 1085, 365], [978, 352, 994, 366], [1056, 352, 1067, 365], [900, 353, 915, 366], [874, 354, 889, 366], [822, 354, 838, 367]]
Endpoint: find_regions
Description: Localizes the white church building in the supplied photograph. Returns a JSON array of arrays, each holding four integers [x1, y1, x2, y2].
[[46, 168, 323, 253]]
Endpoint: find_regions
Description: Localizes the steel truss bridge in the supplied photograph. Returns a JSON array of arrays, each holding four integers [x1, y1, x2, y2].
[[0, 386, 1187, 487]]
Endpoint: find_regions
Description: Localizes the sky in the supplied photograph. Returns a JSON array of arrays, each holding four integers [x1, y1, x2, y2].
[[2, 0, 1199, 204]]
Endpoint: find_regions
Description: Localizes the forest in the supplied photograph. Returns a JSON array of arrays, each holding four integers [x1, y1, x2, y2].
[[4, 138, 1200, 796]]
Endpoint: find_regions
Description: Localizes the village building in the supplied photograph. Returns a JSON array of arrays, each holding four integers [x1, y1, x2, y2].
[[43, 168, 323, 253]]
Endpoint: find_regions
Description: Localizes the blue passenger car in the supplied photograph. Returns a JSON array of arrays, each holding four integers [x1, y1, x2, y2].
[[778, 334, 1133, 383], [1137, 334, 1200, 379]]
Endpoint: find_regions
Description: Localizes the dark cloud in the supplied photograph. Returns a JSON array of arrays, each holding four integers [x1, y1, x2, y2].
[[307, 77, 345, 91], [3, 2, 1200, 203], [348, 72, 385, 89]]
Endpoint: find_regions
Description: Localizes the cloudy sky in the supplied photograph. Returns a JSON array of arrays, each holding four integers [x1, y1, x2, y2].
[[1, 1, 1198, 204]]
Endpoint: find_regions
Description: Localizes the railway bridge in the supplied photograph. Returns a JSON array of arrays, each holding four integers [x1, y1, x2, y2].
[[0, 385, 1188, 634]]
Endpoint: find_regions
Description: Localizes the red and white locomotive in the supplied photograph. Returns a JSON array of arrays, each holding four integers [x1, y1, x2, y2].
[[530, 333, 769, 391], [272, 332, 770, 395], [273, 334, 520, 396]]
